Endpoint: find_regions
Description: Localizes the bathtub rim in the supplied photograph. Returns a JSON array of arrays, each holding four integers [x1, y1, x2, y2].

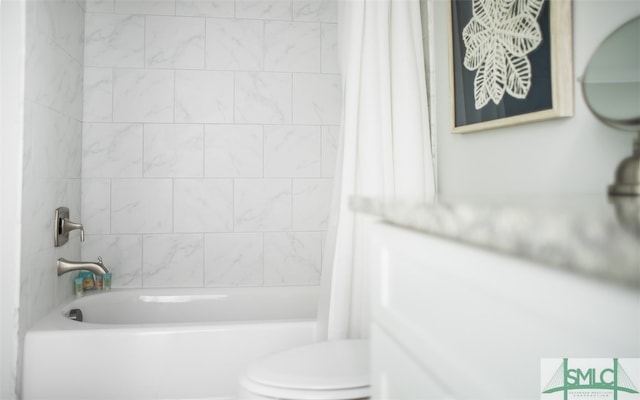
[[28, 285, 320, 332]]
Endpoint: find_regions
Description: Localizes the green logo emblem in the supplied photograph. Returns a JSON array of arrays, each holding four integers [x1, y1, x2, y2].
[[542, 358, 639, 400]]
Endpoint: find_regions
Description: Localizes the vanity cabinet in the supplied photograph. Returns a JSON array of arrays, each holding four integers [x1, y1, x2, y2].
[[369, 222, 640, 400]]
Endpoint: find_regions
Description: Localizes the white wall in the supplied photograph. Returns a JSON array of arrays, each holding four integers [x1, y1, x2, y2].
[[1, 2, 25, 398], [432, 0, 640, 196], [80, 0, 340, 289]]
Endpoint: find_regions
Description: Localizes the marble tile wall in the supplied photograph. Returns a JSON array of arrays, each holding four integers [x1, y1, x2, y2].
[[17, 3, 85, 395], [21, 0, 85, 331], [81, 0, 340, 288]]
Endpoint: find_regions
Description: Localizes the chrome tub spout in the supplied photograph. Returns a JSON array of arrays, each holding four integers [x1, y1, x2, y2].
[[57, 257, 109, 276]]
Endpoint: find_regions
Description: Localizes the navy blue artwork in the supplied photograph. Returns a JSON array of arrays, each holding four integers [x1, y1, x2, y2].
[[451, 0, 553, 129]]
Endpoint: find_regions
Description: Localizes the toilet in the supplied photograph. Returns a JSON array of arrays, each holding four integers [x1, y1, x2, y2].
[[237, 339, 370, 399]]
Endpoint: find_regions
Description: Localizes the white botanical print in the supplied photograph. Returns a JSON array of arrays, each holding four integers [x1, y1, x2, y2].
[[462, 0, 544, 109]]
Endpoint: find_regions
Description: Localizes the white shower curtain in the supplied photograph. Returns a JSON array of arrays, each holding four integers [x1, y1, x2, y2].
[[317, 0, 437, 340]]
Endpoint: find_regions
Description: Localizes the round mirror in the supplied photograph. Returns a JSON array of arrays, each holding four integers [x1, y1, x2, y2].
[[582, 16, 640, 131]]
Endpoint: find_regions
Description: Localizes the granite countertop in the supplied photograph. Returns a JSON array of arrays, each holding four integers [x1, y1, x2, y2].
[[351, 195, 640, 289]]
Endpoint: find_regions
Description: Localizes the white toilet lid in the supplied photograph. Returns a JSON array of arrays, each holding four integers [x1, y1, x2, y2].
[[244, 339, 370, 391], [240, 376, 370, 400]]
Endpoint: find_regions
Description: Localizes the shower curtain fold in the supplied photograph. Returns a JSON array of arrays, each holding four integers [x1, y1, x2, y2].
[[317, 0, 437, 341]]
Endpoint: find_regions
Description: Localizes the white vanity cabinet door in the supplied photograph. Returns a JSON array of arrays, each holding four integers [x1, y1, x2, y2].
[[369, 222, 640, 400], [371, 325, 453, 400]]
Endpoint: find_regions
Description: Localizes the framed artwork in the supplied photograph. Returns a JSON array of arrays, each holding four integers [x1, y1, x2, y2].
[[448, 0, 573, 134]]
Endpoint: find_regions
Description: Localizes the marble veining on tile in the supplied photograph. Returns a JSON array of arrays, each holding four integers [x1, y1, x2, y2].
[[22, 179, 58, 254], [111, 179, 173, 233], [84, 13, 144, 67], [176, 0, 235, 17], [175, 70, 234, 123], [83, 67, 113, 122], [173, 179, 234, 232], [235, 72, 292, 124], [264, 232, 322, 285], [321, 126, 338, 177], [321, 24, 339, 73], [33, 105, 82, 179], [293, 73, 341, 124], [114, 0, 176, 16], [145, 16, 205, 69], [83, 123, 143, 177], [293, 0, 337, 22], [204, 233, 264, 286], [264, 125, 321, 177], [113, 69, 174, 122], [292, 178, 332, 230], [234, 179, 292, 231], [142, 234, 204, 288], [206, 18, 264, 71], [264, 21, 321, 72], [26, 33, 84, 120], [236, 0, 293, 20], [82, 179, 111, 235], [143, 124, 204, 177], [36, 0, 86, 63], [204, 125, 264, 177], [85, 0, 115, 14], [29, 249, 57, 325]]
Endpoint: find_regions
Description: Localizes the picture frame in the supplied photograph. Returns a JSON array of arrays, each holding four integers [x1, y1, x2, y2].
[[448, 0, 573, 134]]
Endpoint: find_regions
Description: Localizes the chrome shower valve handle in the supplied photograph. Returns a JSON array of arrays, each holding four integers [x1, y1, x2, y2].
[[61, 217, 85, 242], [54, 207, 85, 246]]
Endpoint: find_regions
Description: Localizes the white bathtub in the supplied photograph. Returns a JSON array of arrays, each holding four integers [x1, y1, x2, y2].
[[22, 286, 319, 400]]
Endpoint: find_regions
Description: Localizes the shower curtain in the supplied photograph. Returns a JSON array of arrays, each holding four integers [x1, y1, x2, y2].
[[317, 0, 437, 340]]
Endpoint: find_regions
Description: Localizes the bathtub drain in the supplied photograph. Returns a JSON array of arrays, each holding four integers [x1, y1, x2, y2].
[[67, 308, 83, 322]]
